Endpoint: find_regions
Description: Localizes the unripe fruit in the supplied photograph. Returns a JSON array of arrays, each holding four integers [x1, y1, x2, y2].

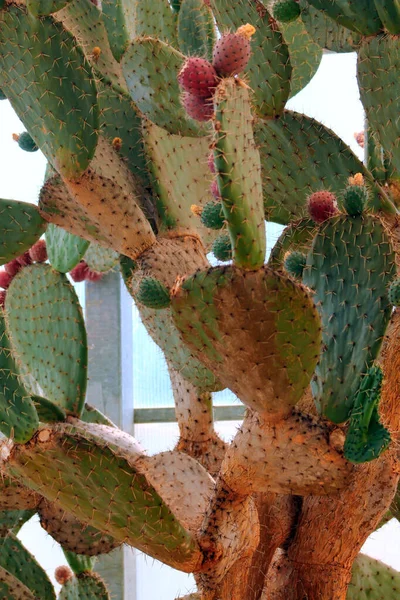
[[273, 0, 301, 23], [388, 278, 400, 306], [70, 261, 89, 283], [182, 92, 214, 122], [13, 131, 38, 152], [212, 233, 232, 261], [0, 290, 5, 308], [307, 190, 338, 223], [178, 58, 218, 98], [212, 24, 255, 76], [284, 251, 307, 279], [200, 201, 225, 230], [210, 179, 221, 199], [342, 185, 367, 217], [29, 239, 47, 263], [55, 565, 73, 585], [136, 277, 171, 309], [4, 259, 22, 277], [0, 270, 12, 290]]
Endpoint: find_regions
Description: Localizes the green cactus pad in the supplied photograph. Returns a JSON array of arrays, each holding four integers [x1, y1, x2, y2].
[[26, 0, 71, 16], [84, 244, 119, 274], [255, 110, 370, 224], [0, 534, 56, 600], [0, 510, 35, 536], [358, 35, 400, 176], [273, 0, 301, 22], [284, 251, 307, 279], [374, 0, 400, 33], [136, 278, 171, 309], [0, 89, 7, 100], [178, 0, 216, 60], [303, 214, 396, 423], [210, 0, 291, 117], [132, 0, 178, 46], [0, 199, 46, 266], [212, 234, 232, 262], [299, 1, 361, 52], [122, 38, 207, 137], [306, 0, 382, 35], [214, 78, 266, 270], [200, 202, 225, 230], [348, 554, 400, 599], [54, 0, 127, 92], [46, 224, 89, 274], [16, 132, 38, 153], [344, 365, 391, 464], [341, 185, 368, 216], [0, 568, 36, 599], [5, 264, 87, 416], [171, 266, 321, 417], [101, 0, 134, 62], [32, 396, 66, 423], [0, 5, 99, 178], [121, 256, 222, 392], [64, 552, 96, 575], [8, 422, 202, 572], [59, 572, 109, 600], [0, 311, 39, 443], [268, 217, 316, 270], [80, 404, 116, 428], [278, 16, 323, 99]]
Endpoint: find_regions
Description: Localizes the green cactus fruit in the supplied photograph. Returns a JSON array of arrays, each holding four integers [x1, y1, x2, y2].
[[136, 277, 171, 309], [14, 132, 38, 152], [388, 278, 400, 305], [212, 233, 232, 261], [200, 201, 225, 230], [284, 251, 307, 278], [341, 184, 368, 216], [273, 0, 301, 22], [344, 365, 391, 464], [307, 190, 338, 223]]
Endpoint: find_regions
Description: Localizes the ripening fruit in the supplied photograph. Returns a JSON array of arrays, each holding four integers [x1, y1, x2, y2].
[[136, 277, 171, 309], [4, 259, 22, 277], [273, 0, 301, 23], [284, 251, 307, 279], [182, 92, 214, 122], [86, 269, 103, 282], [388, 278, 400, 306], [70, 261, 89, 283], [16, 251, 32, 267], [212, 24, 255, 76], [341, 185, 367, 216], [13, 132, 38, 152], [208, 151, 216, 173], [178, 57, 218, 98], [307, 190, 338, 223], [200, 201, 225, 230], [0, 270, 12, 290], [212, 233, 232, 261], [29, 239, 47, 263], [210, 179, 221, 199]]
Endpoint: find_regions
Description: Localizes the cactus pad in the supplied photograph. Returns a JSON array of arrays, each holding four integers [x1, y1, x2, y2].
[[5, 265, 87, 416], [299, 1, 361, 52], [83, 244, 119, 274], [178, 0, 216, 60], [171, 266, 321, 417], [305, 0, 382, 35], [0, 199, 46, 267], [59, 572, 109, 600], [303, 214, 395, 423], [136, 277, 171, 309], [348, 554, 400, 599], [46, 224, 89, 274]]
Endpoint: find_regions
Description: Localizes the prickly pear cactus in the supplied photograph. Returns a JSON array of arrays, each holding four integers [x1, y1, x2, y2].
[[0, 0, 400, 599]]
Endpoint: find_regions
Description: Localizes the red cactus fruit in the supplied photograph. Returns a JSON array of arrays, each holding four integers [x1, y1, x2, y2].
[[4, 259, 22, 278], [16, 251, 32, 267], [86, 269, 103, 282], [212, 24, 256, 76], [0, 270, 12, 290], [70, 261, 89, 283], [29, 239, 47, 263], [55, 566, 73, 585], [210, 179, 221, 199], [307, 191, 338, 224], [208, 151, 216, 173], [0, 290, 6, 308], [182, 92, 214, 122], [178, 57, 218, 98]]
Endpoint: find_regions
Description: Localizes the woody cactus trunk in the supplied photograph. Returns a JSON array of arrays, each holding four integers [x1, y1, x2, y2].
[[1, 0, 400, 598]]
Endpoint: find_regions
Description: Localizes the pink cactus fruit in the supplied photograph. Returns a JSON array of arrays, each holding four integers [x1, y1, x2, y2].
[[16, 251, 32, 267], [70, 261, 89, 283], [307, 191, 338, 224], [86, 269, 103, 282], [0, 290, 6, 309], [210, 179, 221, 199], [178, 57, 218, 98], [4, 259, 22, 278], [212, 24, 256, 76], [208, 151, 216, 173], [0, 270, 12, 290], [29, 239, 47, 263], [182, 92, 214, 122]]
